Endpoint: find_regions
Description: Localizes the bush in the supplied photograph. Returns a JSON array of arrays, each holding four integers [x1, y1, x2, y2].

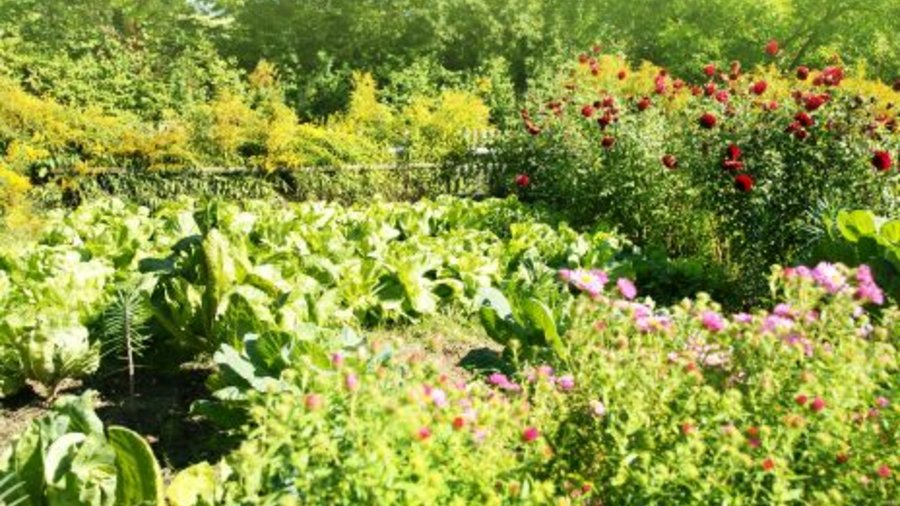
[[491, 50, 899, 305]]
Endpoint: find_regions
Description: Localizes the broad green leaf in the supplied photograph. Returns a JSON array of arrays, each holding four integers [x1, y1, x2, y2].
[[166, 463, 216, 506], [108, 426, 164, 506]]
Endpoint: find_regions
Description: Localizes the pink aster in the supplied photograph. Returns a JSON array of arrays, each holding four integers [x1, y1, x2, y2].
[[617, 278, 637, 300], [557, 375, 576, 392], [701, 311, 727, 333], [522, 426, 540, 443]]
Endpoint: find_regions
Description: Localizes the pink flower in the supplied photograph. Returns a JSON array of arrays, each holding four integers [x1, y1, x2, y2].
[[617, 278, 637, 300], [522, 426, 540, 443], [417, 426, 432, 440], [429, 387, 448, 408], [876, 397, 890, 409], [344, 373, 359, 392], [733, 313, 753, 324], [750, 80, 768, 95], [811, 397, 826, 413], [701, 311, 726, 333], [855, 265, 884, 305], [331, 352, 345, 367], [488, 373, 509, 386], [557, 375, 576, 392], [590, 400, 606, 418], [877, 465, 891, 479], [305, 393, 323, 411], [714, 90, 730, 104], [773, 303, 794, 319], [812, 262, 846, 293]]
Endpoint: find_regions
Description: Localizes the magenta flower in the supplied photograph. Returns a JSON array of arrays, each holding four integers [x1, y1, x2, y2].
[[331, 352, 345, 367], [565, 269, 608, 297], [812, 262, 846, 294], [773, 303, 794, 318], [557, 375, 576, 392], [854, 265, 884, 305], [617, 278, 637, 300], [876, 397, 890, 409], [701, 311, 726, 333], [417, 427, 432, 440], [522, 426, 540, 443], [488, 373, 509, 386]]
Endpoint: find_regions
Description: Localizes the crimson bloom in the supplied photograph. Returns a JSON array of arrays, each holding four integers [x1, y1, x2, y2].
[[452, 416, 465, 430], [765, 39, 779, 56], [522, 426, 540, 443], [796, 66, 810, 80], [515, 174, 531, 188], [601, 136, 616, 149], [617, 69, 627, 80], [734, 174, 754, 192], [795, 111, 814, 127], [581, 105, 595, 118], [795, 394, 808, 406], [662, 154, 678, 169], [704, 63, 716, 77], [878, 465, 892, 479], [821, 66, 844, 86], [751, 80, 768, 95], [762, 457, 776, 472], [637, 96, 652, 111], [872, 150, 893, 171], [726, 144, 742, 161], [804, 94, 828, 111], [699, 113, 717, 129]]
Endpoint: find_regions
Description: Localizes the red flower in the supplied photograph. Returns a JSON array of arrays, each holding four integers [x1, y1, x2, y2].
[[836, 453, 850, 464], [699, 113, 717, 129], [654, 74, 668, 94], [681, 423, 696, 435], [673, 79, 685, 90], [524, 120, 541, 136], [804, 94, 828, 111], [452, 416, 465, 430], [662, 154, 678, 169], [703, 82, 717, 97], [811, 397, 826, 412], [751, 80, 768, 95], [872, 150, 893, 171], [597, 114, 613, 129], [795, 111, 814, 127], [704, 63, 716, 77], [765, 39, 779, 56], [726, 144, 742, 160], [417, 426, 432, 440], [878, 465, 892, 479], [601, 136, 616, 149], [617, 69, 627, 80], [581, 105, 595, 118], [592, 44, 602, 54], [795, 394, 808, 406], [765, 100, 779, 111], [522, 426, 540, 443], [796, 66, 810, 80], [821, 66, 844, 86], [794, 128, 809, 140], [715, 90, 730, 104], [746, 426, 759, 438], [637, 97, 652, 111], [515, 174, 531, 188], [734, 174, 754, 192], [578, 53, 589, 64], [691, 85, 703, 96], [602, 96, 615, 108], [762, 457, 776, 472]]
